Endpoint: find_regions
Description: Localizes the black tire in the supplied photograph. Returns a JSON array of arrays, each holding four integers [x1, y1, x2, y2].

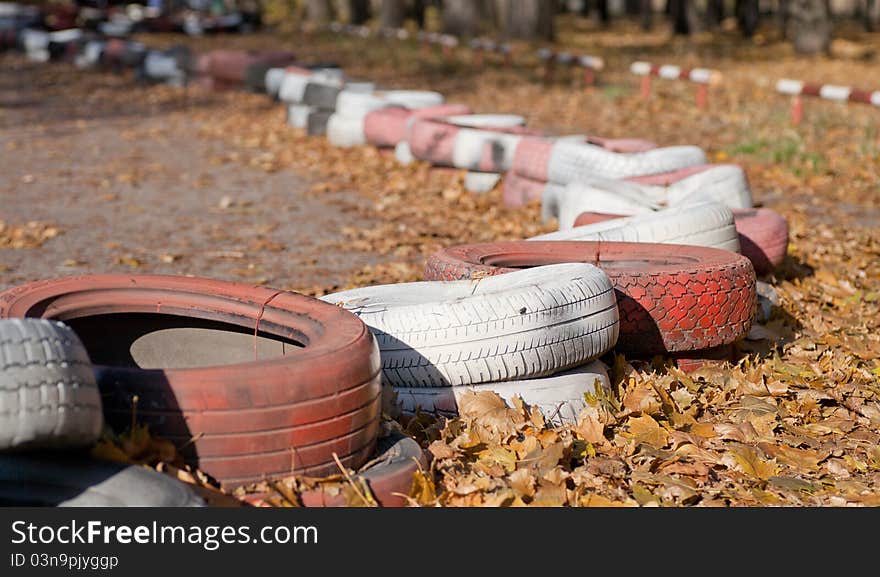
[[302, 82, 341, 110], [307, 110, 334, 136], [0, 454, 205, 506], [0, 318, 102, 451], [245, 62, 272, 93]]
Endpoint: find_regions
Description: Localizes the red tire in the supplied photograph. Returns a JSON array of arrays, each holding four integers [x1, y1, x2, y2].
[[731, 208, 789, 275], [425, 241, 756, 355], [670, 344, 737, 373], [238, 432, 426, 507], [203, 50, 295, 86], [573, 208, 789, 276], [502, 171, 547, 207], [510, 136, 554, 181], [0, 275, 382, 489], [363, 104, 472, 148]]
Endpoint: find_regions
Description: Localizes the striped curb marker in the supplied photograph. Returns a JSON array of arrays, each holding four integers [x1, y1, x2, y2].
[[630, 61, 722, 109], [537, 48, 604, 86], [776, 78, 880, 131]]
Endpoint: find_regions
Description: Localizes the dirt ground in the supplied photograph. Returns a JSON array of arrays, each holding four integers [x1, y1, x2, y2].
[[0, 57, 383, 292], [2, 17, 879, 507]]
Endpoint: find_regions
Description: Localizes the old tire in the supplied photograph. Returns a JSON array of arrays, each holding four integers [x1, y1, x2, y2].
[[364, 104, 472, 148], [307, 110, 334, 136], [533, 202, 742, 254], [0, 275, 382, 489], [320, 263, 619, 387], [0, 454, 205, 507], [425, 241, 756, 356], [731, 208, 789, 275], [393, 360, 610, 426], [0, 318, 102, 451]]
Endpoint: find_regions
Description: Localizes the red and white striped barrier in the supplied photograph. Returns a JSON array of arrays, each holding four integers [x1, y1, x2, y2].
[[537, 49, 604, 86], [776, 78, 880, 127], [630, 61, 722, 109]]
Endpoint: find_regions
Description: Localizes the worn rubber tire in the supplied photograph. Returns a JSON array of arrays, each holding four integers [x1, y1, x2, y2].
[[572, 207, 789, 276], [463, 171, 501, 194], [532, 202, 742, 254], [502, 171, 548, 207], [512, 136, 706, 182], [239, 431, 425, 507], [363, 104, 472, 148], [327, 113, 367, 147], [409, 115, 531, 172], [302, 81, 342, 110], [287, 103, 313, 129], [543, 179, 661, 227], [0, 275, 382, 488], [393, 360, 610, 426], [279, 68, 342, 104], [425, 241, 756, 356], [0, 454, 205, 507], [307, 109, 334, 136], [731, 208, 789, 275], [264, 67, 287, 97], [0, 318, 102, 451], [320, 263, 619, 387]]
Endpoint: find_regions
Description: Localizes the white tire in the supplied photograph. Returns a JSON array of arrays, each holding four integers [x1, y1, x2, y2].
[[320, 264, 619, 387], [335, 90, 391, 117], [381, 90, 444, 109], [393, 360, 610, 426], [0, 319, 103, 451], [264, 67, 286, 97], [395, 141, 414, 165], [547, 141, 707, 181], [445, 114, 526, 129], [278, 69, 343, 103], [327, 113, 367, 147], [453, 130, 523, 172], [531, 201, 741, 253], [464, 171, 501, 194], [287, 104, 313, 129], [663, 164, 753, 209], [543, 178, 662, 227]]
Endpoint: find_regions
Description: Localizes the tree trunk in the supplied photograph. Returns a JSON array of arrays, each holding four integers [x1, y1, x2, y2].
[[411, 0, 428, 28], [625, 0, 641, 15], [443, 0, 482, 36], [706, 0, 725, 29], [306, 0, 335, 23], [503, 0, 555, 40], [866, 0, 880, 31], [379, 0, 406, 28], [788, 0, 832, 54], [640, 0, 652, 29], [669, 0, 699, 34], [736, 0, 760, 37], [348, 0, 371, 24]]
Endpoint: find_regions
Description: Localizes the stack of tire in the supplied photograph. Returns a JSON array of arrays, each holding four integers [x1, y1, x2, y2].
[[278, 65, 375, 136], [0, 275, 426, 507], [327, 89, 446, 148], [319, 264, 621, 426], [0, 317, 205, 506]]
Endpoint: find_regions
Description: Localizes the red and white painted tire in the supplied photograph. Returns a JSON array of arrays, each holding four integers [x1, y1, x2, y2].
[[393, 360, 610, 427], [425, 241, 756, 356], [502, 171, 548, 207], [534, 202, 741, 254], [572, 207, 789, 276], [408, 114, 531, 172], [511, 136, 706, 182], [364, 104, 472, 148], [0, 275, 382, 489]]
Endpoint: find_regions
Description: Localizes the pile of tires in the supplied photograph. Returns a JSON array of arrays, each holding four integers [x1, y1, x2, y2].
[[320, 263, 620, 425], [0, 317, 205, 506], [0, 275, 425, 507]]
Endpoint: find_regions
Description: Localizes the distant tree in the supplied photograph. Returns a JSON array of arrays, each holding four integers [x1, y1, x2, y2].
[[736, 0, 760, 37], [788, 0, 832, 54], [706, 0, 725, 29], [669, 0, 699, 34], [305, 0, 334, 22], [348, 0, 370, 24], [502, 0, 555, 40], [865, 0, 880, 31], [379, 0, 406, 28], [442, 0, 482, 35]]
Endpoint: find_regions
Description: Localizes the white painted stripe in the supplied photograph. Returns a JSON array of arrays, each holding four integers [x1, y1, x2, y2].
[[658, 65, 681, 79], [537, 48, 554, 60], [689, 68, 713, 84], [871, 91, 880, 107], [578, 55, 603, 70], [819, 84, 851, 102], [776, 79, 804, 95], [630, 61, 651, 75]]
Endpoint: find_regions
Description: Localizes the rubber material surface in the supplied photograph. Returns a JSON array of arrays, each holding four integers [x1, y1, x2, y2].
[[0, 318, 102, 451], [320, 263, 619, 386], [0, 275, 382, 488], [425, 241, 756, 355]]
